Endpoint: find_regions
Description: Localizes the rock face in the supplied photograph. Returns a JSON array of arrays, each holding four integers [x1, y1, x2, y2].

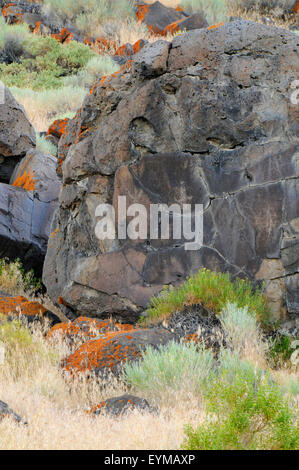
[[0, 150, 61, 275], [43, 21, 299, 322], [0, 85, 36, 183]]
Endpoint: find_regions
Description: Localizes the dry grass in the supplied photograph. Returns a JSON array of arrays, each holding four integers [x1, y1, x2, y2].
[[0, 304, 297, 449], [0, 320, 202, 449]]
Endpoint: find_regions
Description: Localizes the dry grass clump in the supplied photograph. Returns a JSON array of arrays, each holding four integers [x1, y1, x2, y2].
[[0, 318, 201, 450], [9, 86, 82, 131], [0, 295, 297, 449]]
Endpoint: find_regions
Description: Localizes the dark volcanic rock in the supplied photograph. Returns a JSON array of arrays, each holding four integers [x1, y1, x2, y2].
[[0, 85, 35, 183], [90, 394, 157, 417], [0, 400, 27, 425], [43, 21, 299, 321], [63, 328, 176, 377], [0, 150, 61, 275]]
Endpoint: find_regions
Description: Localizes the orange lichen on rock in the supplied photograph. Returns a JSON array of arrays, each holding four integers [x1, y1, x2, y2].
[[0, 295, 47, 318], [163, 17, 185, 35], [100, 60, 133, 87], [63, 329, 146, 375], [33, 21, 41, 34], [133, 39, 143, 54], [12, 168, 36, 191], [91, 36, 117, 54], [62, 328, 174, 377], [75, 125, 89, 144], [47, 118, 69, 139], [294, 1, 299, 12], [2, 3, 22, 24], [207, 22, 224, 31], [114, 44, 131, 57], [135, 4, 150, 22], [51, 28, 74, 44], [175, 6, 184, 12], [47, 317, 134, 344], [50, 228, 59, 239]]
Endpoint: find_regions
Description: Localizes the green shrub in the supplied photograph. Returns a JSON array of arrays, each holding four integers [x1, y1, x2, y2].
[[0, 258, 41, 295], [0, 34, 95, 91], [36, 134, 57, 157], [0, 17, 30, 56], [269, 334, 299, 368], [62, 55, 119, 88], [182, 350, 299, 450], [124, 341, 215, 401], [142, 269, 271, 327], [220, 302, 266, 359]]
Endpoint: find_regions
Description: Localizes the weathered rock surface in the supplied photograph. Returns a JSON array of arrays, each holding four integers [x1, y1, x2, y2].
[[0, 400, 27, 425], [0, 150, 61, 274], [62, 328, 176, 377], [89, 394, 157, 417], [44, 21, 299, 322], [135, 1, 187, 34], [0, 84, 36, 183]]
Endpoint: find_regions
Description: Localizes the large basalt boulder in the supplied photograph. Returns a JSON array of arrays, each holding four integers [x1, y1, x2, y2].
[[43, 21, 299, 322], [62, 328, 176, 377], [0, 150, 61, 275], [0, 84, 36, 183]]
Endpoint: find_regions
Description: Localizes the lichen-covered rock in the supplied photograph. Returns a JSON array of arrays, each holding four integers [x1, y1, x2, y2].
[[44, 21, 299, 322], [62, 328, 176, 377], [135, 1, 187, 34], [0, 400, 27, 425], [47, 316, 135, 345], [0, 84, 35, 183], [0, 293, 60, 327], [89, 394, 157, 417], [0, 150, 61, 274]]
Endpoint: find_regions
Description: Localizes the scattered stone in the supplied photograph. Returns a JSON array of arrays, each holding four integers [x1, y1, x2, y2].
[[89, 394, 157, 417], [0, 400, 27, 425]]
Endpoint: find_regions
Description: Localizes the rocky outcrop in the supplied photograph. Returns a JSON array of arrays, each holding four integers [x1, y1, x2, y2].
[[43, 21, 299, 322], [89, 394, 157, 417], [0, 84, 35, 184], [0, 149, 61, 275]]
